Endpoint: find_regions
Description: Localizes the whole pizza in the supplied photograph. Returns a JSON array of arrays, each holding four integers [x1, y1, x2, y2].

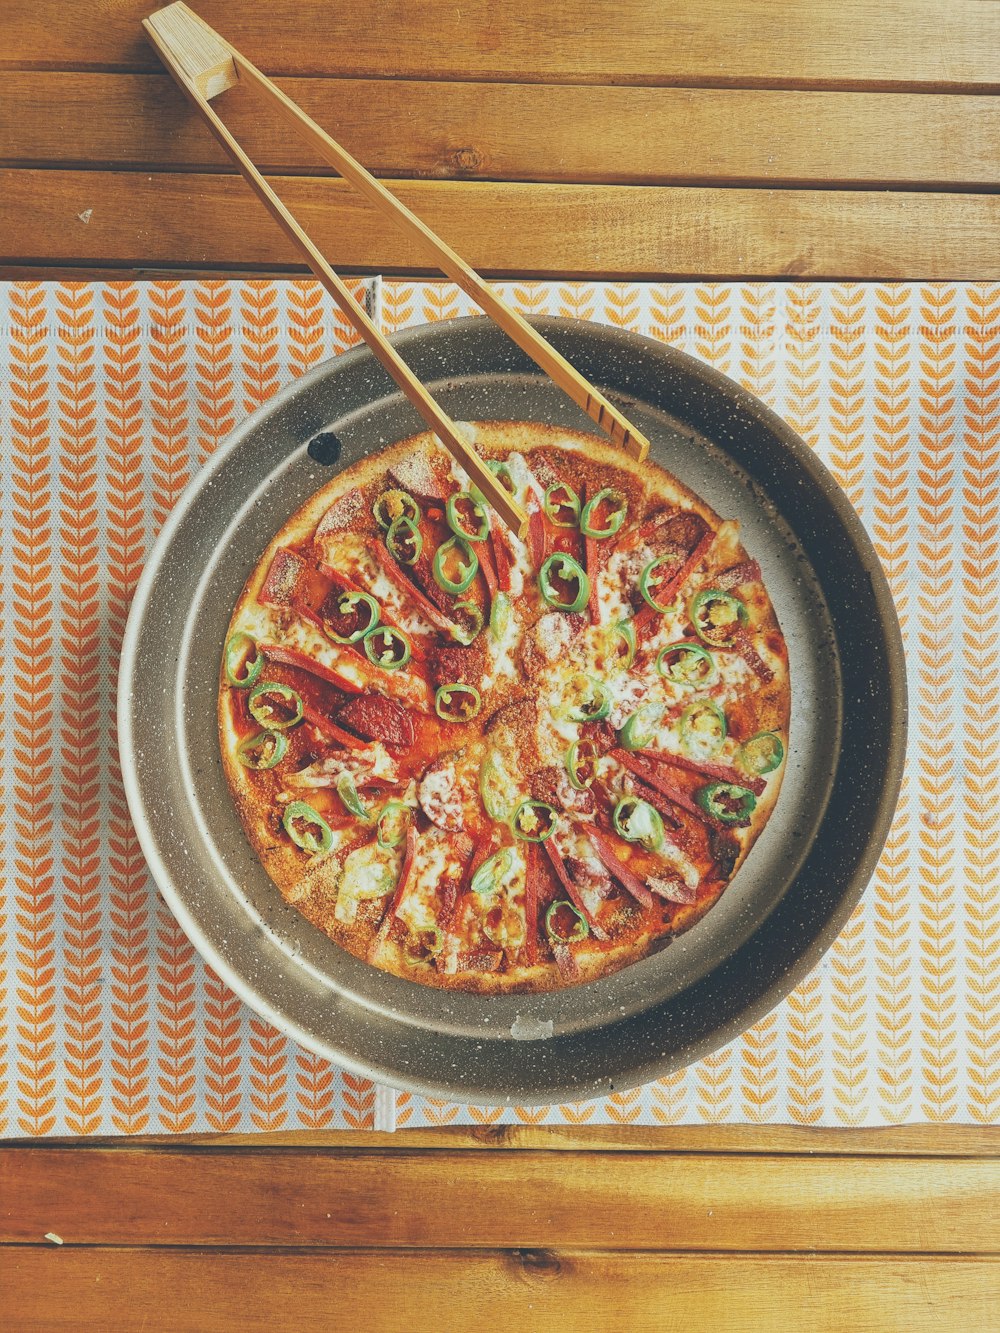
[[218, 422, 790, 993]]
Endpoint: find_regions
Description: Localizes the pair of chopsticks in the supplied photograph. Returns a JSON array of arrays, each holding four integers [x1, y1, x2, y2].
[[143, 3, 651, 536]]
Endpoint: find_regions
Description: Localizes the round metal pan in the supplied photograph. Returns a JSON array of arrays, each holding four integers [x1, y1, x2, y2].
[[119, 315, 906, 1106]]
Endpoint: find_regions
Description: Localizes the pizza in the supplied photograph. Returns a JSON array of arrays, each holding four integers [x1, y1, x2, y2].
[[218, 422, 789, 993]]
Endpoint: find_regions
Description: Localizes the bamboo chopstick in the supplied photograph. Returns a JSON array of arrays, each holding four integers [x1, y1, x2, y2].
[[143, 2, 653, 534]]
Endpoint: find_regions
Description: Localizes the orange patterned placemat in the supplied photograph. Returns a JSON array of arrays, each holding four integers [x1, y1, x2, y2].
[[1, 277, 996, 1135]]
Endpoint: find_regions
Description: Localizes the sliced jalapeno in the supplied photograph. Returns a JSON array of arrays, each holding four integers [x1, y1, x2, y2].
[[657, 641, 718, 687], [680, 699, 727, 759], [248, 681, 304, 730], [545, 899, 589, 944], [376, 800, 412, 849], [374, 488, 420, 531], [386, 515, 422, 567], [539, 552, 590, 614], [613, 795, 665, 852], [510, 799, 558, 842], [225, 631, 264, 688], [335, 772, 372, 822], [580, 487, 627, 539], [451, 600, 484, 646], [565, 738, 599, 791], [543, 482, 581, 528], [446, 490, 490, 542], [435, 682, 482, 722], [639, 554, 682, 612], [490, 590, 512, 641], [560, 672, 612, 723], [618, 701, 665, 751], [282, 800, 334, 854], [696, 782, 757, 825], [740, 731, 785, 776], [690, 588, 749, 647], [480, 751, 514, 822], [404, 926, 444, 963], [236, 729, 287, 770], [609, 618, 637, 670], [324, 591, 381, 644], [363, 624, 412, 670], [433, 535, 479, 595], [471, 848, 513, 899]]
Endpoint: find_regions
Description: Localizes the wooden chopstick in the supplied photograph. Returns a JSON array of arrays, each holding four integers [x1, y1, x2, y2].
[[143, 3, 527, 536]]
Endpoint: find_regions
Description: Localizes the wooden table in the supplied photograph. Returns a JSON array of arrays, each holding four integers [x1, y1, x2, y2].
[[2, 3, 998, 1328]]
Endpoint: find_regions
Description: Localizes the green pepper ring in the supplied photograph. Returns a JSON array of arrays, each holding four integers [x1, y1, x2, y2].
[[740, 731, 785, 775], [545, 899, 589, 944], [248, 680, 304, 730], [236, 729, 287, 770], [543, 482, 582, 528], [376, 800, 412, 849], [565, 738, 598, 791], [562, 672, 612, 723], [696, 782, 758, 825], [471, 848, 513, 899], [657, 640, 718, 686], [363, 624, 412, 670], [435, 682, 483, 722], [539, 551, 590, 614], [612, 795, 666, 852], [639, 554, 683, 613], [618, 701, 665, 751], [451, 600, 484, 646], [282, 801, 334, 855], [386, 515, 423, 567], [373, 489, 420, 531], [446, 490, 491, 543], [225, 631, 264, 688], [580, 487, 628, 539], [690, 588, 750, 647], [325, 591, 381, 644], [433, 535, 479, 595], [510, 799, 558, 842], [679, 699, 728, 758]]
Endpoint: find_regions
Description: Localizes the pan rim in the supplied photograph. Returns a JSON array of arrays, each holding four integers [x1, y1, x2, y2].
[[118, 313, 907, 1106]]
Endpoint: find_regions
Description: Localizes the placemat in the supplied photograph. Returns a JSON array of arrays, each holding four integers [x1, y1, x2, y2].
[[0, 277, 995, 1135]]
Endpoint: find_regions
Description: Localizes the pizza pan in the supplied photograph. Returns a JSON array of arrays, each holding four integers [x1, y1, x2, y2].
[[119, 315, 906, 1105]]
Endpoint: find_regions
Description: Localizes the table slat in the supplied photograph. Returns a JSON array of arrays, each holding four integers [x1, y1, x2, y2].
[[3, 1250, 997, 1333], [4, 74, 998, 191], [3, 170, 999, 278], [4, 1148, 997, 1251], [4, 0, 999, 91]]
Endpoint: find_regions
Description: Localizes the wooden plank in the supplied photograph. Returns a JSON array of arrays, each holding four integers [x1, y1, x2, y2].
[[4, 73, 999, 190], [4, 1148, 998, 1251], [3, 1250, 997, 1332], [4, 0, 1000, 91], [3, 170, 1000, 278], [23, 1124, 1000, 1155]]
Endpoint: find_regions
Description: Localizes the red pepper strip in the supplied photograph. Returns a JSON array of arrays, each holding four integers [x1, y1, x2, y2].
[[527, 507, 547, 569], [489, 527, 514, 594], [637, 748, 766, 797], [619, 774, 683, 829], [523, 841, 540, 964], [541, 835, 607, 940], [715, 559, 761, 590], [733, 629, 774, 684], [584, 828, 656, 909], [259, 547, 313, 607], [301, 703, 369, 750], [478, 536, 498, 612], [259, 641, 364, 694], [582, 484, 602, 626], [369, 540, 460, 637], [612, 750, 718, 828], [385, 822, 419, 922], [315, 560, 368, 598]]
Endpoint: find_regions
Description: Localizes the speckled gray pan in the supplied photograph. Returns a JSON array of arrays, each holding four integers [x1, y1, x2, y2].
[[119, 316, 906, 1105]]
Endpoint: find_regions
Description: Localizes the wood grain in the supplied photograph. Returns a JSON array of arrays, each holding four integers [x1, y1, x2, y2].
[[3, 170, 1000, 278], [4, 74, 999, 191], [24, 1123, 999, 1154], [4, 1148, 999, 1251], [4, 1250, 997, 1332], [4, 0, 1000, 91]]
